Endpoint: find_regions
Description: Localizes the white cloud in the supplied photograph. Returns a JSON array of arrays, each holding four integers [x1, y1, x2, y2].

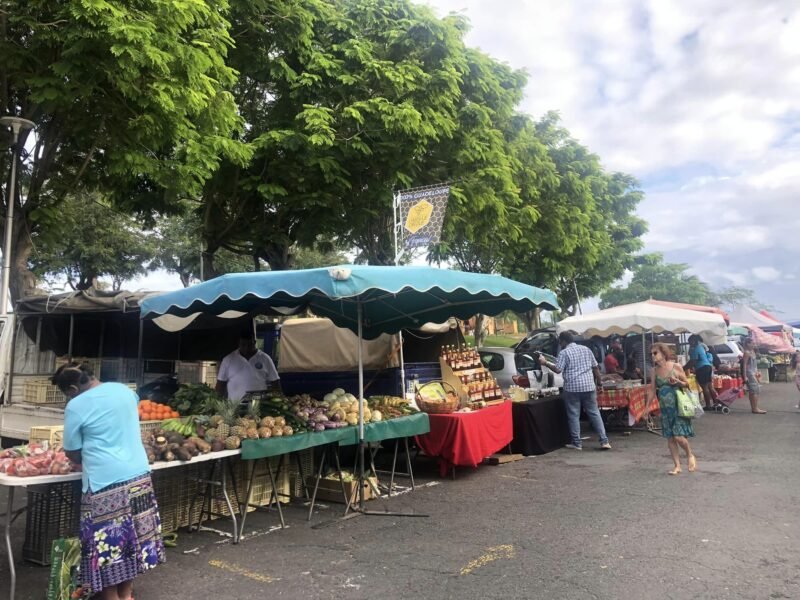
[[425, 0, 800, 315], [752, 266, 782, 281]]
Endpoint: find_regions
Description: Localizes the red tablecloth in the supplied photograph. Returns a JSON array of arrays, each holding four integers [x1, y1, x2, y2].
[[415, 401, 513, 476]]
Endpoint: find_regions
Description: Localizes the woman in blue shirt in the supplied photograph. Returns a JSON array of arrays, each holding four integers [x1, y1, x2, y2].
[[688, 335, 718, 409], [55, 363, 165, 600]]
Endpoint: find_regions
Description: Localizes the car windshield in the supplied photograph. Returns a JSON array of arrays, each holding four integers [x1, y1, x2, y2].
[[516, 332, 555, 355]]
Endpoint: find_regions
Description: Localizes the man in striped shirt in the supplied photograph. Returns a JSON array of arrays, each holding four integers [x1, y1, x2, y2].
[[540, 331, 611, 451]]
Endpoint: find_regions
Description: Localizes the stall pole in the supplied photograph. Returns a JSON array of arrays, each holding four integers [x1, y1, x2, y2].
[[346, 302, 426, 519], [137, 320, 144, 388], [4, 487, 15, 600], [98, 319, 106, 369], [67, 314, 75, 358], [393, 190, 407, 398]]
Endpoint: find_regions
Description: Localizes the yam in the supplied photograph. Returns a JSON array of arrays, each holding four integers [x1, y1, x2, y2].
[[174, 447, 193, 462]]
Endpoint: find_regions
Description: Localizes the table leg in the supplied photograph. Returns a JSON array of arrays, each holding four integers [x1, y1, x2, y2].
[[238, 459, 259, 540], [404, 437, 416, 490], [266, 458, 285, 529], [5, 486, 16, 600], [219, 460, 239, 544], [294, 452, 310, 500], [335, 448, 355, 516], [389, 439, 399, 497], [307, 446, 327, 521]]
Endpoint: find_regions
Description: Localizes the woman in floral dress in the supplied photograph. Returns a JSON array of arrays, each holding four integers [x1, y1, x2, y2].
[[651, 343, 697, 475], [55, 363, 165, 599]]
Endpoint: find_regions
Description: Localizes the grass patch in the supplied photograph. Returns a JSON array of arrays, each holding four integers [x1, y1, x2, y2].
[[465, 334, 523, 348]]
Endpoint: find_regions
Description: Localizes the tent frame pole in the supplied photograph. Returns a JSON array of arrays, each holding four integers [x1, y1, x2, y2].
[[343, 296, 426, 519]]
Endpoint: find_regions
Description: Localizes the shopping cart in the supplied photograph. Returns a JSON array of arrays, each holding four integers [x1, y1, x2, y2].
[[711, 387, 741, 414]]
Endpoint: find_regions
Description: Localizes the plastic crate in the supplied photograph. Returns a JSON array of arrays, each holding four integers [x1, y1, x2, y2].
[[29, 425, 65, 448], [54, 356, 102, 376], [24, 379, 67, 406], [175, 361, 218, 386], [23, 481, 82, 565]]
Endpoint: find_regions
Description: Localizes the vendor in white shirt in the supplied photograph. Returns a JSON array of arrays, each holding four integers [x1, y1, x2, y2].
[[216, 330, 281, 402]]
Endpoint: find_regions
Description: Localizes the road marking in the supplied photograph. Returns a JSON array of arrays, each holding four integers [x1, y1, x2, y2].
[[459, 545, 515, 576], [209, 559, 280, 583]]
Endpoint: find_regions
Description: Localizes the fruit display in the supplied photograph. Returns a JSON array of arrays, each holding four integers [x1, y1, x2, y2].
[[0, 443, 75, 476], [138, 399, 180, 421]]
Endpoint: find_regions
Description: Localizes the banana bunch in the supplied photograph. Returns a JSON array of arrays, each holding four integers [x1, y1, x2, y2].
[[161, 417, 197, 437]]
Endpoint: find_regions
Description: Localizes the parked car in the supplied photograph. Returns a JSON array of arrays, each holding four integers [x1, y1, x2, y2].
[[514, 328, 608, 372], [710, 340, 743, 370], [478, 346, 564, 391]]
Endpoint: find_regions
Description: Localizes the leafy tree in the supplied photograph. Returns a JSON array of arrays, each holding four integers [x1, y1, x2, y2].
[[600, 253, 713, 308], [1, 0, 248, 301], [711, 286, 773, 312], [198, 0, 468, 273], [504, 113, 646, 325], [30, 195, 156, 291], [149, 214, 254, 287]]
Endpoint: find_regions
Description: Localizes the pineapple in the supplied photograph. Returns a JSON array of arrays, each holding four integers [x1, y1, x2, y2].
[[230, 425, 248, 439], [282, 426, 294, 436], [224, 436, 241, 450], [257, 427, 272, 439], [235, 416, 250, 428], [216, 399, 237, 440], [208, 415, 225, 428], [205, 427, 219, 441], [246, 399, 262, 422], [259, 416, 275, 429], [246, 427, 259, 440], [274, 416, 286, 428], [271, 426, 283, 437]]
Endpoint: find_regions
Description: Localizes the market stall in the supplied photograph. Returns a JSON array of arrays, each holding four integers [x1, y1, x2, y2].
[[557, 302, 725, 428], [509, 392, 569, 456], [416, 401, 513, 476], [140, 265, 558, 513], [1, 447, 243, 600]]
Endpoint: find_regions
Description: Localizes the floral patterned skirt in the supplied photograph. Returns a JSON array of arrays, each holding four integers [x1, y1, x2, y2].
[[79, 473, 166, 597]]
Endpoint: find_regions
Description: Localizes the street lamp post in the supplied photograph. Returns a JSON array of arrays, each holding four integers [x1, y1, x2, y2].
[[0, 116, 35, 316]]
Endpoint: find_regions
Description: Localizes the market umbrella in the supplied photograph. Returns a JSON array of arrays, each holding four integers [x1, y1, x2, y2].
[[557, 301, 729, 382], [140, 265, 559, 513]]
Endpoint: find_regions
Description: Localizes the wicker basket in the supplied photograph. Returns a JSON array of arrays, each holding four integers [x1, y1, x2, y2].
[[416, 381, 460, 414]]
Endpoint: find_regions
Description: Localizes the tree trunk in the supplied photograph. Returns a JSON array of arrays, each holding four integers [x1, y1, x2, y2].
[[8, 216, 38, 303], [179, 270, 191, 288], [474, 313, 486, 348], [201, 248, 219, 281], [262, 243, 293, 271], [519, 310, 535, 333]]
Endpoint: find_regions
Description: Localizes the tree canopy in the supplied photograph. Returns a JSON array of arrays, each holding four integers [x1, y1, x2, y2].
[[599, 254, 713, 308], [4, 0, 651, 312], [1, 0, 247, 299]]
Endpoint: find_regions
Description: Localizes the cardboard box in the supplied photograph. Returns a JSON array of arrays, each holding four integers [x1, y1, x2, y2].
[[306, 475, 379, 504]]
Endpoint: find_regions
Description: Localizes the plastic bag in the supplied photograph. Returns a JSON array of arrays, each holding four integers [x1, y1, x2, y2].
[[676, 388, 695, 418], [690, 391, 704, 418]]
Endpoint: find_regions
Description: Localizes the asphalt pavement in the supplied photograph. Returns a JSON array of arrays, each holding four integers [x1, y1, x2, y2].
[[3, 381, 800, 600]]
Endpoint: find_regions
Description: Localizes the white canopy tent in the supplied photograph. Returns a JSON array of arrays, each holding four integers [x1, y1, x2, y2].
[[557, 302, 729, 385], [557, 301, 729, 344], [728, 305, 792, 333]]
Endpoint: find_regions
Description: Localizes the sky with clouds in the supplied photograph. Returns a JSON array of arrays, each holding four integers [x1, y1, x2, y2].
[[418, 0, 800, 319], [131, 1, 799, 320]]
